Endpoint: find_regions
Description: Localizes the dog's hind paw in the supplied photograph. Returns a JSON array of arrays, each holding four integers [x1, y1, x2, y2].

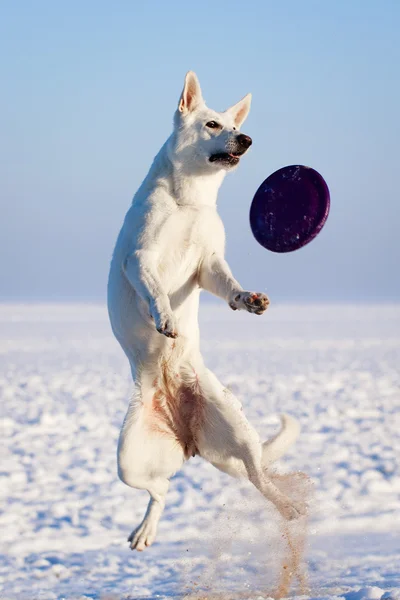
[[128, 519, 158, 551], [278, 500, 307, 521]]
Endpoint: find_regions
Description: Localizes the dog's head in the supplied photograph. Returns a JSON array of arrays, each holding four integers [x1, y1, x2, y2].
[[170, 71, 252, 173]]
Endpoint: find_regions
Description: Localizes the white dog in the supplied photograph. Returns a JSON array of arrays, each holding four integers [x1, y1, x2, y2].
[[107, 72, 304, 551]]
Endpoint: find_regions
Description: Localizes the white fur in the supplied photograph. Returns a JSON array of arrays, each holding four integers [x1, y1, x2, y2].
[[107, 72, 303, 551]]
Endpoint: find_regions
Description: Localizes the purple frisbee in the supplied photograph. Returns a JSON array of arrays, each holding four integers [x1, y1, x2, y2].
[[249, 165, 330, 253]]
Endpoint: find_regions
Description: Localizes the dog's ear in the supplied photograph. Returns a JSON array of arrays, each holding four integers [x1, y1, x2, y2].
[[225, 93, 252, 128], [178, 71, 203, 114]]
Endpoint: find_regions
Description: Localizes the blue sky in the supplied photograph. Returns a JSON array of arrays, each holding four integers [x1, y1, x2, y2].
[[1, 0, 399, 302]]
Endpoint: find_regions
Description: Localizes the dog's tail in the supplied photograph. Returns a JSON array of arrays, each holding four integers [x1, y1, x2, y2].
[[262, 414, 301, 466]]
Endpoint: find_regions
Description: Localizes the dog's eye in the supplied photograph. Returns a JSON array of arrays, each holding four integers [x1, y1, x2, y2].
[[206, 121, 221, 129]]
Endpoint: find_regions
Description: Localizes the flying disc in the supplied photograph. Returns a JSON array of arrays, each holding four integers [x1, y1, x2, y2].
[[249, 165, 330, 253]]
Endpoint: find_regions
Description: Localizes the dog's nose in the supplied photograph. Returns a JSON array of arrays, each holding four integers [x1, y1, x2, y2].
[[237, 134, 252, 149]]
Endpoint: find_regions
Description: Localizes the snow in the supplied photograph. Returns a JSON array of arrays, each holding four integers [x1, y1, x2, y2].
[[0, 303, 399, 600]]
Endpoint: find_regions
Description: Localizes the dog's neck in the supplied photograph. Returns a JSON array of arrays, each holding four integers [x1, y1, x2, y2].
[[171, 168, 225, 207], [144, 139, 226, 208]]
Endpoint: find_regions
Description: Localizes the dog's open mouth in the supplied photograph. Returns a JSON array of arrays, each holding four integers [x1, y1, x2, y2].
[[209, 152, 241, 166]]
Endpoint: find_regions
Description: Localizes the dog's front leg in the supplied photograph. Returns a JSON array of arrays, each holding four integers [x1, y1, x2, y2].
[[123, 250, 177, 338], [199, 252, 270, 315]]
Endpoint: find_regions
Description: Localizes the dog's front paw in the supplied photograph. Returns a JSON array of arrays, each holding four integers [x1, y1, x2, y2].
[[155, 314, 178, 338], [229, 291, 270, 315]]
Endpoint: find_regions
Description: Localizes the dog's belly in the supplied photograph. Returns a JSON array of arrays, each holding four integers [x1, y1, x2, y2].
[[108, 256, 201, 372]]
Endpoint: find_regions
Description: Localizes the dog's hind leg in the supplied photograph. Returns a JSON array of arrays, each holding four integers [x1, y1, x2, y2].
[[194, 369, 305, 520], [117, 385, 186, 551], [126, 478, 169, 551], [212, 413, 301, 475]]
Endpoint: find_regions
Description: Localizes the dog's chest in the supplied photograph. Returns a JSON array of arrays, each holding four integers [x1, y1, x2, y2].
[[158, 206, 221, 279]]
